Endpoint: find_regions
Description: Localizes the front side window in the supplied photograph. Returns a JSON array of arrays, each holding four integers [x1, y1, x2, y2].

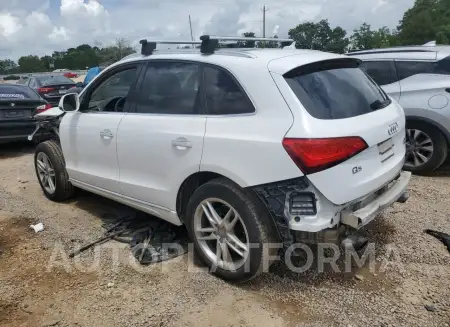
[[285, 59, 390, 120], [136, 61, 200, 114], [395, 61, 434, 81], [360, 61, 398, 86], [203, 66, 255, 115], [85, 67, 137, 112]]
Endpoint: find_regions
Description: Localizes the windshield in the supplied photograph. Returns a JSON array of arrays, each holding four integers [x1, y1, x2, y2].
[[284, 59, 390, 120], [38, 75, 74, 86]]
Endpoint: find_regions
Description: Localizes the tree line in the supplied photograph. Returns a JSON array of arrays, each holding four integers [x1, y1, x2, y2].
[[0, 0, 445, 74], [0, 38, 135, 75]]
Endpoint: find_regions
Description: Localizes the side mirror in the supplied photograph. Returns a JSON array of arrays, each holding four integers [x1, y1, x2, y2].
[[58, 93, 80, 112], [75, 82, 84, 88]]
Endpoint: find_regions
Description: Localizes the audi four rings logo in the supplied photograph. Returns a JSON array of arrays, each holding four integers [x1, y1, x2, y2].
[[388, 122, 398, 135]]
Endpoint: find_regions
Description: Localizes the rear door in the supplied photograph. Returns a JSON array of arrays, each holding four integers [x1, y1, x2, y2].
[[117, 60, 206, 212], [272, 58, 406, 205], [359, 60, 401, 102], [60, 63, 141, 194]]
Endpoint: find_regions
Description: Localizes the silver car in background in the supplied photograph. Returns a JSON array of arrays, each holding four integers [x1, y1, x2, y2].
[[348, 43, 450, 173]]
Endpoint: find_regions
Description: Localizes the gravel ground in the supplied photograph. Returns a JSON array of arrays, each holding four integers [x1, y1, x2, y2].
[[0, 142, 449, 327]]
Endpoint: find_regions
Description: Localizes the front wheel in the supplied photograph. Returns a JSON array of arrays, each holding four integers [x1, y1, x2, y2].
[[186, 178, 277, 282], [404, 121, 448, 174], [34, 140, 74, 201]]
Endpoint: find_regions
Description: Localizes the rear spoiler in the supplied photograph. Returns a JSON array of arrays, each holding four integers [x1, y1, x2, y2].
[[284, 58, 363, 78]]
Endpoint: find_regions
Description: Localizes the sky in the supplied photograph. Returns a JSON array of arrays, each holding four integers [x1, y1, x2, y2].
[[0, 0, 414, 60]]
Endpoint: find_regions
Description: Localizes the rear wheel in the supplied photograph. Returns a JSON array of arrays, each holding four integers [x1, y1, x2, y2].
[[34, 140, 74, 201], [186, 178, 277, 282], [404, 121, 448, 174]]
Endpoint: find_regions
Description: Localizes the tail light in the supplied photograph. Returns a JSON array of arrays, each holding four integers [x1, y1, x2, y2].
[[282, 137, 368, 174], [36, 103, 53, 113], [37, 87, 55, 94]]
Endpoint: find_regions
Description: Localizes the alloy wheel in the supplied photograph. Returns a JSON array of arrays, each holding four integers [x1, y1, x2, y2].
[[405, 128, 434, 168], [36, 152, 56, 194], [193, 198, 249, 271]]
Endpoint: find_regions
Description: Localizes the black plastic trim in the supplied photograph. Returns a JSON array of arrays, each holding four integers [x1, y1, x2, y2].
[[250, 177, 309, 251]]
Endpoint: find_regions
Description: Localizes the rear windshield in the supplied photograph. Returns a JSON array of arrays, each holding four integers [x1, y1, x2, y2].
[[284, 59, 390, 120], [38, 75, 74, 86], [0, 85, 40, 100]]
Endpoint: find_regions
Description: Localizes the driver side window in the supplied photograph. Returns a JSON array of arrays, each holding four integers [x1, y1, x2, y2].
[[85, 67, 137, 112]]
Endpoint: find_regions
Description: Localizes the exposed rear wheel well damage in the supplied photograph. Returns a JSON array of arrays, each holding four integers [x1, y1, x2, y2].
[[176, 172, 228, 224]]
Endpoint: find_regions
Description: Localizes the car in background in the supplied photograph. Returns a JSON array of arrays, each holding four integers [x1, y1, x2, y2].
[[348, 44, 450, 173], [20, 75, 76, 106], [0, 84, 52, 143], [63, 72, 78, 79]]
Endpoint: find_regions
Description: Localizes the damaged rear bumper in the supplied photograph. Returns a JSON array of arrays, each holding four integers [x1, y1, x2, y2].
[[251, 171, 411, 249], [340, 171, 411, 229]]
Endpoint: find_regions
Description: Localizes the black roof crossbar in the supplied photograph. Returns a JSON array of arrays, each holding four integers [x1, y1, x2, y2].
[[139, 35, 294, 56], [139, 39, 201, 55], [199, 35, 294, 54]]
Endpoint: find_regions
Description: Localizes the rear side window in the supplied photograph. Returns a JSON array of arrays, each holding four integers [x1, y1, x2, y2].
[[360, 61, 398, 86], [0, 85, 40, 100], [204, 66, 255, 115], [284, 60, 390, 120], [395, 61, 434, 81], [136, 61, 201, 115]]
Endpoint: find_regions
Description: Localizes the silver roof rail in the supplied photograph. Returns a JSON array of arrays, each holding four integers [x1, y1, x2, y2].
[[139, 35, 294, 55]]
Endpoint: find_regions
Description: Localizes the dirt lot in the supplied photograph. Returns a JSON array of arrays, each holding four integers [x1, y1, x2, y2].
[[0, 142, 449, 327]]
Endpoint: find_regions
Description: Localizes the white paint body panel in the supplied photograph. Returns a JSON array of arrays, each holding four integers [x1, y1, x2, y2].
[[60, 112, 125, 193], [200, 63, 301, 187], [117, 114, 206, 211]]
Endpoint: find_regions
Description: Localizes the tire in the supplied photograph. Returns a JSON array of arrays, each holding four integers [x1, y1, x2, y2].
[[34, 140, 74, 201], [185, 178, 278, 282], [404, 121, 448, 174]]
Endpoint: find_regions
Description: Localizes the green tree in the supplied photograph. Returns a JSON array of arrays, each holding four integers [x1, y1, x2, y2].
[[40, 56, 53, 71], [18, 55, 45, 73], [350, 23, 374, 50], [238, 32, 256, 48], [350, 23, 396, 50], [288, 19, 349, 53], [99, 38, 136, 63], [396, 0, 438, 45], [0, 59, 18, 74]]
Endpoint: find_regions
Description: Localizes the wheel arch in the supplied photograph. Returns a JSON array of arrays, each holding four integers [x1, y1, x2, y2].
[[176, 171, 241, 224], [406, 115, 450, 145], [406, 115, 450, 144]]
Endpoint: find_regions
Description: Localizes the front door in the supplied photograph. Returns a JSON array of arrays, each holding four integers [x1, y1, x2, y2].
[[117, 60, 206, 211], [60, 64, 141, 194]]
